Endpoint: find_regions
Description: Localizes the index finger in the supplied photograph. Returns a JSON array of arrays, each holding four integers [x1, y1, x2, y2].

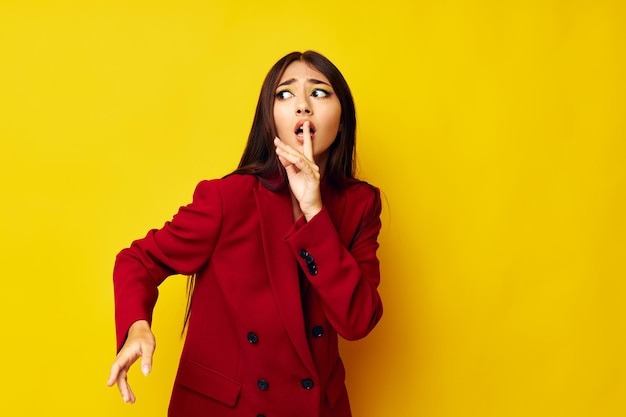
[[107, 354, 133, 386], [303, 121, 314, 163], [107, 344, 142, 386]]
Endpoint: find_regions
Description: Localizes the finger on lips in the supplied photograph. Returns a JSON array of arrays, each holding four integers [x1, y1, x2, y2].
[[274, 133, 318, 173], [302, 122, 314, 161]]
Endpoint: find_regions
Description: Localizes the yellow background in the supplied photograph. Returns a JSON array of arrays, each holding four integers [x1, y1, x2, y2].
[[1, 0, 624, 416]]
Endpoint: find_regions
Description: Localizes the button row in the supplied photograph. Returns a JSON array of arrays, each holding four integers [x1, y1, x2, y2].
[[299, 249, 318, 276], [256, 378, 315, 391], [247, 328, 324, 344]]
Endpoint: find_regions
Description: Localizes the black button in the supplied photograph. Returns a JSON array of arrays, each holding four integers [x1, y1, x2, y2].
[[247, 332, 259, 344], [301, 378, 315, 390], [299, 249, 309, 258], [257, 379, 269, 391], [312, 326, 324, 338], [257, 415, 266, 417], [308, 265, 318, 276], [304, 254, 314, 265]]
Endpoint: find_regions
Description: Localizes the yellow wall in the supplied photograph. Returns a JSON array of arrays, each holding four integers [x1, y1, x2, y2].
[[1, 1, 624, 416]]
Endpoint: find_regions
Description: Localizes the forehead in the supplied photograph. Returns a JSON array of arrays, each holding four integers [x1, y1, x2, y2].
[[279, 60, 330, 84]]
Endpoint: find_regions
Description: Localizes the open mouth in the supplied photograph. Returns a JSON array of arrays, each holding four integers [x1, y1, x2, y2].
[[296, 126, 315, 136], [295, 121, 316, 137]]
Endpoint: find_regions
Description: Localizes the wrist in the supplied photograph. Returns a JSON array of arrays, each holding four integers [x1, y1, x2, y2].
[[303, 206, 322, 222], [129, 319, 150, 334]]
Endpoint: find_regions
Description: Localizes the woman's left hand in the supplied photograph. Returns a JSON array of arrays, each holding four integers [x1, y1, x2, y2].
[[274, 121, 322, 221]]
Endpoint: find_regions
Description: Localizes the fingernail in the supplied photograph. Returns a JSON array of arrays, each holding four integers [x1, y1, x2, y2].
[[142, 365, 150, 376]]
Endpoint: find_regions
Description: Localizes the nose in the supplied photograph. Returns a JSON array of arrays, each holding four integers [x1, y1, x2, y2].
[[296, 98, 312, 115]]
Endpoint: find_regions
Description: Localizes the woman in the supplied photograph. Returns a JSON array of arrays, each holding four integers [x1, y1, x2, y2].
[[108, 50, 383, 417]]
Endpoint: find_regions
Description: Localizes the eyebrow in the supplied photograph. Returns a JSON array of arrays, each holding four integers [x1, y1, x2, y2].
[[277, 78, 331, 88]]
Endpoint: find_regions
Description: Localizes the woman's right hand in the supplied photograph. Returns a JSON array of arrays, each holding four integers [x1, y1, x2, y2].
[[107, 320, 156, 403]]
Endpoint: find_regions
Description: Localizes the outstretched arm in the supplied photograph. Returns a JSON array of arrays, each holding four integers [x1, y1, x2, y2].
[[108, 180, 224, 402]]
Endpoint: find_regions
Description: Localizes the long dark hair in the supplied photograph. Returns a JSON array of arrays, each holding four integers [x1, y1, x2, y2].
[[233, 50, 358, 191], [183, 51, 358, 334]]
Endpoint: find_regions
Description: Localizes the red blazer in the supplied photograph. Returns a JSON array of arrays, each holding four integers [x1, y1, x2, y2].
[[113, 174, 383, 417]]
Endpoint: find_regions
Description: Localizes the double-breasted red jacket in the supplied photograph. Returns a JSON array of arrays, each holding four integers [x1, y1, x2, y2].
[[113, 173, 383, 417]]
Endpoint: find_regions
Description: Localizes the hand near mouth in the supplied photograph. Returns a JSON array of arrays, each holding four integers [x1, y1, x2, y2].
[[274, 121, 322, 221]]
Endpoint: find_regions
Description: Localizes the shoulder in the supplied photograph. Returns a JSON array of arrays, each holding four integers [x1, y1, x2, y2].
[[194, 174, 258, 198], [326, 179, 382, 224], [334, 180, 383, 240], [343, 179, 381, 208], [188, 175, 259, 213]]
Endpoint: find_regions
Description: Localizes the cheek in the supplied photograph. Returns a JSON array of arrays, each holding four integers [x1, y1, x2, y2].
[[324, 108, 342, 134], [273, 107, 289, 134], [328, 102, 342, 129]]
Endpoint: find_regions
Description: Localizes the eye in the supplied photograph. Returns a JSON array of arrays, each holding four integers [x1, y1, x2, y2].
[[276, 90, 294, 100], [311, 88, 331, 98]]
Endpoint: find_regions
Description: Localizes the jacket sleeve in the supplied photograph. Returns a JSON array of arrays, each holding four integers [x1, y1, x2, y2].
[[284, 186, 383, 341], [113, 180, 223, 351]]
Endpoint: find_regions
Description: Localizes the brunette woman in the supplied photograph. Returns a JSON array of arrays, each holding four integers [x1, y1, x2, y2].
[[108, 50, 383, 417]]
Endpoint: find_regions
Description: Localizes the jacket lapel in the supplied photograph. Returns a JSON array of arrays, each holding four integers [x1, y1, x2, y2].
[[254, 183, 316, 376]]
